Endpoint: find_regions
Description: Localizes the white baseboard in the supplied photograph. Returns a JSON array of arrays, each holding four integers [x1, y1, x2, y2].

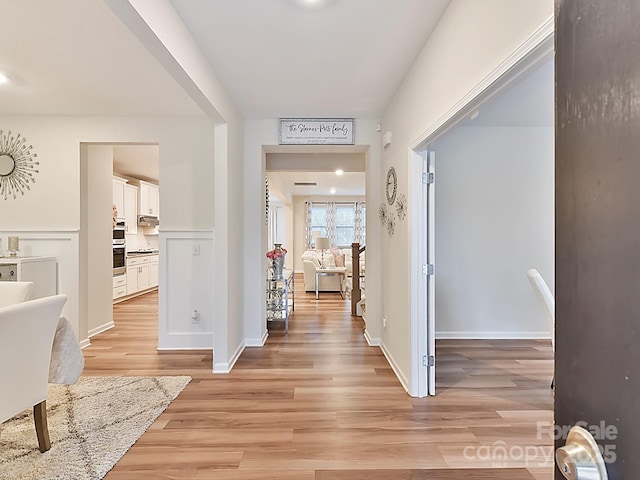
[[79, 338, 91, 349], [436, 331, 551, 340], [379, 340, 410, 395], [157, 346, 211, 351], [364, 330, 380, 346], [213, 340, 245, 373], [245, 330, 269, 347], [88, 321, 114, 338]]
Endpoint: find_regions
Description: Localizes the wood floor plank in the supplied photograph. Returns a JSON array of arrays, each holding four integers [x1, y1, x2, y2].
[[81, 276, 554, 479], [315, 468, 536, 479]]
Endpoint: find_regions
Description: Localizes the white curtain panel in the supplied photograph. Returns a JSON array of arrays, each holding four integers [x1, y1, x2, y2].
[[305, 201, 313, 250], [354, 201, 364, 244], [325, 202, 337, 247]]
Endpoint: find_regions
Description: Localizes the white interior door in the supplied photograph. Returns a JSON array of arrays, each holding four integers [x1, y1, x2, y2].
[[414, 148, 436, 397], [426, 151, 436, 395]]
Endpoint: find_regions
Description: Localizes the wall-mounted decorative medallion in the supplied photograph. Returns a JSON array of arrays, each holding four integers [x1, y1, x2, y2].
[[395, 193, 407, 221], [386, 212, 396, 236], [0, 130, 39, 200], [378, 203, 388, 225]]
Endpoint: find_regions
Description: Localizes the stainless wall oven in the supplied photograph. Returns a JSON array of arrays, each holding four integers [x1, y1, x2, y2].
[[113, 245, 126, 276], [113, 221, 126, 276], [113, 221, 125, 245]]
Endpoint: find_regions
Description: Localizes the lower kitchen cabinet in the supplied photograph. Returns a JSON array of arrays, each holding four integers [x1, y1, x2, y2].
[[126, 255, 159, 296], [113, 274, 127, 300], [149, 258, 159, 287]]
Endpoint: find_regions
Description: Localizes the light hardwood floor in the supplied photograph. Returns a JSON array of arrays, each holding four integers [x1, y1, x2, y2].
[[84, 276, 554, 479]]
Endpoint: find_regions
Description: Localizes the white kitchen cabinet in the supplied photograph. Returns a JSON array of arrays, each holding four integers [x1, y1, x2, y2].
[[126, 264, 139, 295], [124, 184, 138, 235], [126, 254, 158, 295], [139, 181, 159, 218], [113, 177, 127, 221], [149, 255, 159, 287], [113, 274, 127, 300]]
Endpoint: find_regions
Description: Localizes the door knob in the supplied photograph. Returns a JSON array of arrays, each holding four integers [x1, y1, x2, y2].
[[556, 426, 608, 480]]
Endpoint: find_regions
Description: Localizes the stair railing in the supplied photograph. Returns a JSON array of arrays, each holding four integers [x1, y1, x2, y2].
[[351, 242, 365, 315]]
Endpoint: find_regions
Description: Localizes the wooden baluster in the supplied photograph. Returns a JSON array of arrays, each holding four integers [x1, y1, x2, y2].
[[351, 242, 361, 315]]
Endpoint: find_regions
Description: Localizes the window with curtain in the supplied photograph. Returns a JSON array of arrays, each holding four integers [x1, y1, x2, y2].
[[305, 201, 366, 248], [309, 204, 328, 241]]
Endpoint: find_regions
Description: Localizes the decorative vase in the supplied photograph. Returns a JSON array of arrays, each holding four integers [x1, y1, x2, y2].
[[271, 243, 285, 279]]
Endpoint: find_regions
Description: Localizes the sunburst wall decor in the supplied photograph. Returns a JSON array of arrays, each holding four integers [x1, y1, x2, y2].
[[0, 130, 39, 200], [395, 193, 407, 221], [386, 212, 396, 236], [378, 203, 388, 225]]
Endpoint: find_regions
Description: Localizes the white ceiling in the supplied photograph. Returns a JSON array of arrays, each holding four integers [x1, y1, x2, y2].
[[268, 171, 365, 200], [113, 145, 159, 183], [0, 0, 202, 116], [0, 0, 451, 118], [169, 0, 451, 117]]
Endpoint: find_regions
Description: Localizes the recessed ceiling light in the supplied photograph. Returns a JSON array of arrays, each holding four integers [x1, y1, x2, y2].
[[0, 73, 8, 84], [291, 0, 333, 9], [335, 169, 344, 176], [330, 188, 336, 194]]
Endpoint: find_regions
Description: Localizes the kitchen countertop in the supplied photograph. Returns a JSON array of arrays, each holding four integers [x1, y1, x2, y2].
[[126, 250, 159, 257]]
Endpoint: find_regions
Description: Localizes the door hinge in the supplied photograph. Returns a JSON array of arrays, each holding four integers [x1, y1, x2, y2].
[[422, 355, 435, 367], [422, 264, 434, 275], [422, 172, 435, 184]]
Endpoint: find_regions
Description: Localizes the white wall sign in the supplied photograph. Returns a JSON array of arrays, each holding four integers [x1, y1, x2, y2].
[[279, 118, 355, 145]]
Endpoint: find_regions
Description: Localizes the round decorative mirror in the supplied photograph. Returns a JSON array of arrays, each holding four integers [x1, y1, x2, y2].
[[0, 130, 39, 200], [0, 154, 15, 176]]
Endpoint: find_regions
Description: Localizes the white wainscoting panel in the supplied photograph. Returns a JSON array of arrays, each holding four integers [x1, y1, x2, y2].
[[158, 230, 214, 350], [0, 231, 81, 340]]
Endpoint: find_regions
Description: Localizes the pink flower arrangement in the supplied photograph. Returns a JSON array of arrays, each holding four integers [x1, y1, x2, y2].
[[266, 246, 287, 260]]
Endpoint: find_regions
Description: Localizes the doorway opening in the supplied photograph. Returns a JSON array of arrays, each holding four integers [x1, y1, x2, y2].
[[410, 38, 555, 397], [79, 143, 160, 347], [264, 145, 368, 337]]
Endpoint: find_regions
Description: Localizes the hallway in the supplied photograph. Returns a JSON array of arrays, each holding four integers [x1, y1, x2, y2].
[[84, 278, 553, 479]]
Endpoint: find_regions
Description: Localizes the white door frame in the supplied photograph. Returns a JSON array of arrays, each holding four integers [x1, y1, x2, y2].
[[407, 21, 554, 397]]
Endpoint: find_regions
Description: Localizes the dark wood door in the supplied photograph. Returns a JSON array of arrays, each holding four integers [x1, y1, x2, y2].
[[556, 1, 640, 478]]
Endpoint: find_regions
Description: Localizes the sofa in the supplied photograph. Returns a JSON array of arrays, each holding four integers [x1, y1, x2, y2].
[[301, 248, 365, 293]]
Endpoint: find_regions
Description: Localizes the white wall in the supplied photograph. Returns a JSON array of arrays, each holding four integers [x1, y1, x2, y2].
[[243, 118, 383, 346], [0, 115, 215, 351], [291, 195, 365, 272], [82, 145, 114, 337], [379, 0, 553, 391], [433, 126, 554, 337], [212, 119, 246, 372]]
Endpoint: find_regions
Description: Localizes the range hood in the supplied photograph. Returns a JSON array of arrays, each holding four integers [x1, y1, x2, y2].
[[138, 215, 159, 227]]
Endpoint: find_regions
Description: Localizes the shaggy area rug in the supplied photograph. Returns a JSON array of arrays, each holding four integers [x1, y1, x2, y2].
[[0, 376, 191, 480]]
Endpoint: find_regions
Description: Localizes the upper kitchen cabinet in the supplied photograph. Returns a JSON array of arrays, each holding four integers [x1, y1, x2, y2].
[[124, 184, 138, 235], [112, 177, 127, 221], [139, 180, 159, 219]]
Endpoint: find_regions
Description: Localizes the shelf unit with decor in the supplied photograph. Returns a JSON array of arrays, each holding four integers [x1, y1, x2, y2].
[[266, 268, 294, 335]]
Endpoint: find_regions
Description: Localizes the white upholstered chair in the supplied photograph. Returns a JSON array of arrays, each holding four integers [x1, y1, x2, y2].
[[527, 269, 555, 388], [0, 294, 68, 452], [0, 281, 34, 308], [527, 269, 555, 351]]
